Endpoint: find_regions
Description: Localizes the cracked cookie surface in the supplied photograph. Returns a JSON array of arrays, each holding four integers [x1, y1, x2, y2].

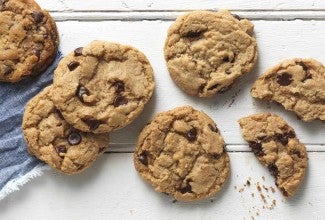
[[52, 41, 155, 133], [251, 58, 325, 121], [134, 106, 230, 202], [0, 0, 59, 82], [22, 86, 109, 174], [164, 10, 257, 97], [238, 113, 308, 197]]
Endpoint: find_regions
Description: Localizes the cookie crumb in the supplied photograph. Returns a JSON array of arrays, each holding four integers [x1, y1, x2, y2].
[[246, 180, 251, 186], [172, 199, 177, 203]]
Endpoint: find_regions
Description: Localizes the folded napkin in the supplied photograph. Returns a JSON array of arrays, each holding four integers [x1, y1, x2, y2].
[[0, 51, 62, 201]]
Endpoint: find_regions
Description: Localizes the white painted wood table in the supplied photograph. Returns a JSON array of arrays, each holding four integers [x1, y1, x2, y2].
[[1, 1, 325, 219]]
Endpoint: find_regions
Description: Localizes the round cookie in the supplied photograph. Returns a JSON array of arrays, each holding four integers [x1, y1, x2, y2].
[[238, 113, 308, 197], [164, 10, 257, 97], [22, 86, 109, 174], [0, 0, 59, 82], [251, 58, 325, 122], [134, 106, 230, 202], [52, 41, 155, 133]]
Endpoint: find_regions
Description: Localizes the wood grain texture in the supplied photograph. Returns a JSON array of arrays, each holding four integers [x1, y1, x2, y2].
[[0, 152, 324, 219], [54, 20, 325, 147], [37, 0, 325, 11]]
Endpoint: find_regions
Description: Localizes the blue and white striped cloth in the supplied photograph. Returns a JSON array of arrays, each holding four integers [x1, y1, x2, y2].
[[0, 51, 62, 201]]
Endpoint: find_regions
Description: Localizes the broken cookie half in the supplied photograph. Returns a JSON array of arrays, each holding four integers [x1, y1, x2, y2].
[[238, 113, 308, 197], [251, 58, 325, 122]]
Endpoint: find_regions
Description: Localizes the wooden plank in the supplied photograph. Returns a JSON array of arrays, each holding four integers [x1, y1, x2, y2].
[[37, 0, 325, 11], [54, 20, 325, 145], [1, 152, 324, 219]]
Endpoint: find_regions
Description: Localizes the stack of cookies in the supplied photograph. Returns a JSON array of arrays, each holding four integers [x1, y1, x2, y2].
[[23, 41, 155, 174]]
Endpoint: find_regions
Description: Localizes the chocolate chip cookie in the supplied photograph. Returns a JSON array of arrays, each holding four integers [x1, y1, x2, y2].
[[134, 106, 230, 202], [0, 0, 59, 82], [22, 86, 109, 174], [238, 113, 308, 197], [52, 41, 155, 133], [164, 10, 257, 97], [251, 58, 325, 121]]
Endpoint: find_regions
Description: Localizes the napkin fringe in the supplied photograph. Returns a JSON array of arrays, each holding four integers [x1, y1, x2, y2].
[[0, 164, 49, 201]]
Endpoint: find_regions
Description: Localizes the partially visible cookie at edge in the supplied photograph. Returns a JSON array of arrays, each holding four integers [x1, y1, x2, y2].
[[22, 86, 109, 174], [238, 113, 308, 197], [134, 106, 230, 202], [0, 0, 59, 82], [251, 58, 325, 122], [52, 40, 155, 133], [164, 10, 257, 97]]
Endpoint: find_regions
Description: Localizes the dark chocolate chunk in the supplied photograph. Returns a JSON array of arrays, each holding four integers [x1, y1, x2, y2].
[[113, 95, 128, 107], [74, 47, 83, 56], [55, 145, 67, 155], [302, 72, 312, 82], [77, 85, 89, 103], [291, 149, 301, 157], [249, 141, 265, 157], [268, 164, 279, 178], [183, 30, 205, 38], [68, 132, 81, 145], [68, 61, 80, 71], [276, 72, 293, 86], [186, 128, 197, 142], [179, 180, 192, 194], [32, 11, 44, 23], [225, 70, 232, 75], [275, 133, 288, 145], [113, 80, 125, 93], [138, 151, 148, 166], [83, 119, 101, 130], [286, 130, 296, 138], [212, 153, 221, 159], [3, 66, 13, 75], [223, 56, 229, 62], [296, 61, 308, 72]]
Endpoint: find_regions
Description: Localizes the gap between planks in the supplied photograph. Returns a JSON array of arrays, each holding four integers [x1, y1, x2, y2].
[[104, 144, 325, 153], [50, 10, 325, 21]]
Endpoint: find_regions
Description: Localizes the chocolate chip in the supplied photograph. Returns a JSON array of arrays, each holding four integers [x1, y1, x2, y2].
[[3, 66, 13, 75], [249, 141, 265, 157], [74, 47, 83, 56], [292, 149, 301, 157], [275, 133, 288, 145], [212, 153, 221, 159], [76, 85, 89, 103], [208, 124, 218, 133], [183, 30, 205, 38], [302, 72, 312, 82], [113, 80, 125, 93], [179, 180, 192, 194], [287, 130, 296, 138], [83, 119, 101, 130], [268, 164, 279, 178], [232, 13, 242, 20], [223, 56, 229, 62], [68, 61, 80, 71], [225, 70, 232, 75], [276, 72, 293, 86], [296, 61, 308, 72], [138, 151, 148, 166], [32, 11, 44, 23], [186, 128, 197, 142], [207, 84, 220, 91], [113, 95, 128, 107], [68, 132, 81, 145], [55, 145, 67, 155]]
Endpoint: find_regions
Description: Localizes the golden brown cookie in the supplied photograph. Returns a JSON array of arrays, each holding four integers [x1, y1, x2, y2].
[[52, 41, 155, 133], [238, 113, 308, 197], [134, 106, 230, 202], [164, 10, 257, 97], [251, 58, 325, 121], [22, 86, 109, 174], [0, 0, 59, 82]]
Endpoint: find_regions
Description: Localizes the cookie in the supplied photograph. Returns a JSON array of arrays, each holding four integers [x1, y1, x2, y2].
[[238, 113, 308, 197], [22, 86, 109, 174], [134, 106, 230, 202], [251, 58, 325, 121], [0, 0, 59, 82], [164, 10, 257, 97], [52, 41, 155, 133]]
